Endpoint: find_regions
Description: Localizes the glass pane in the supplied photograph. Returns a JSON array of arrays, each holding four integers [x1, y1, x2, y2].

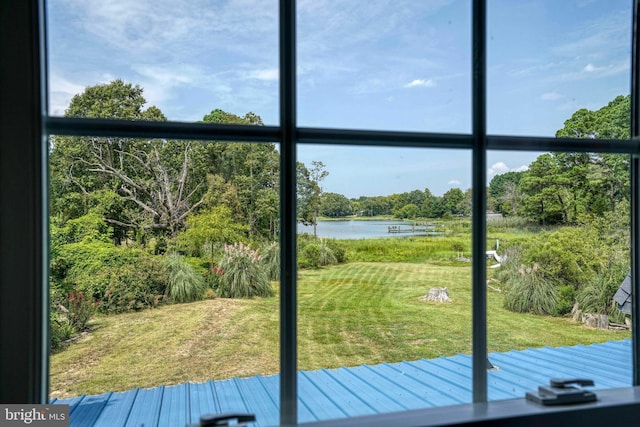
[[487, 0, 632, 137], [297, 145, 472, 423], [487, 150, 632, 402], [46, 1, 279, 125], [297, 1, 472, 133], [48, 137, 281, 425]]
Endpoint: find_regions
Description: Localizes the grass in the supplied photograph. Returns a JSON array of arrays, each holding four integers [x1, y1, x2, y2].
[[50, 261, 630, 399]]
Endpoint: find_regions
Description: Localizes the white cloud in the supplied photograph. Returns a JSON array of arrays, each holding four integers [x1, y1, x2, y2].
[[488, 162, 528, 180], [540, 91, 562, 101], [249, 68, 279, 81], [448, 179, 461, 186], [487, 162, 509, 178], [404, 79, 436, 88], [583, 63, 601, 73]]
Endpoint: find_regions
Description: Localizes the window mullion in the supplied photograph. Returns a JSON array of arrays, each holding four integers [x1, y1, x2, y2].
[[279, 0, 298, 424], [472, 0, 488, 403], [630, 0, 640, 388]]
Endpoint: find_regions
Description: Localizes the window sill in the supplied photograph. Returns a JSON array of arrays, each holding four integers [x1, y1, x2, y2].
[[288, 387, 640, 427]]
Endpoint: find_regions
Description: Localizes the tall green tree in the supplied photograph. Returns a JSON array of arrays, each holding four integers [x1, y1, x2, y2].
[[320, 192, 353, 217], [519, 95, 631, 224], [488, 171, 523, 216], [50, 80, 208, 239], [200, 110, 279, 239], [298, 161, 328, 238]]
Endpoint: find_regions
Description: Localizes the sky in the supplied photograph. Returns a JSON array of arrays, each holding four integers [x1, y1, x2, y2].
[[46, 0, 632, 197]]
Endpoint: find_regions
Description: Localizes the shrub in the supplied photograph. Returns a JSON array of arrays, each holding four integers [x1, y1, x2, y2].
[[556, 285, 576, 316], [164, 253, 206, 303], [49, 293, 73, 352], [52, 241, 168, 313], [218, 243, 272, 298], [324, 239, 347, 263], [299, 243, 321, 269], [298, 238, 341, 269], [261, 241, 280, 281], [577, 262, 628, 322], [64, 290, 96, 330], [504, 263, 558, 315], [97, 258, 168, 313], [524, 227, 602, 288]]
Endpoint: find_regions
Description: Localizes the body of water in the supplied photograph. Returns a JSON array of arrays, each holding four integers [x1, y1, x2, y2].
[[297, 220, 438, 239]]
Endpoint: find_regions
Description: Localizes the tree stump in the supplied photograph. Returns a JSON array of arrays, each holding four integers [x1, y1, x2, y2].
[[421, 287, 452, 303]]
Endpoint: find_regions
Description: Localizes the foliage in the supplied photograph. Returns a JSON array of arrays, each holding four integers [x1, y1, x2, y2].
[[323, 239, 347, 264], [49, 292, 74, 352], [175, 205, 248, 259], [298, 161, 329, 237], [394, 203, 420, 219], [576, 262, 628, 322], [63, 290, 97, 331], [488, 171, 523, 216], [52, 241, 167, 313], [297, 235, 345, 269], [503, 262, 559, 316], [164, 253, 207, 303], [320, 192, 353, 217], [217, 243, 273, 298], [524, 227, 602, 289], [261, 241, 280, 281], [298, 241, 338, 269], [50, 80, 212, 239], [517, 95, 630, 225]]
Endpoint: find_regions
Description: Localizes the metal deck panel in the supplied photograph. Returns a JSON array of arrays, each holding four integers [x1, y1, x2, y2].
[[92, 389, 137, 427], [123, 385, 164, 427], [157, 383, 190, 427], [52, 339, 633, 427]]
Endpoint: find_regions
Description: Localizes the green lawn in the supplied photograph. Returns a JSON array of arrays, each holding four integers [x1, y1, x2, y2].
[[50, 261, 629, 399]]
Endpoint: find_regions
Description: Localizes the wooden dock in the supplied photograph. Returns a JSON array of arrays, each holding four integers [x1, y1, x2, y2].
[[388, 224, 434, 234]]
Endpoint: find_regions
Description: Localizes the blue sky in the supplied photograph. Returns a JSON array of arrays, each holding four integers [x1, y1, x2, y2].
[[47, 0, 632, 197]]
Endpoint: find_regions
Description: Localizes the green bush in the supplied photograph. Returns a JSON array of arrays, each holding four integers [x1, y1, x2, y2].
[[504, 263, 558, 315], [63, 290, 97, 330], [49, 292, 73, 352], [52, 241, 168, 313], [164, 253, 206, 303], [524, 227, 602, 288], [218, 243, 273, 298], [577, 262, 628, 322], [324, 239, 347, 264], [261, 241, 280, 281], [299, 243, 321, 269], [556, 285, 576, 316]]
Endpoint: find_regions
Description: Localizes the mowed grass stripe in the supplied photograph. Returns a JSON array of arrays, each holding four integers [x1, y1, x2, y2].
[[297, 262, 474, 370]]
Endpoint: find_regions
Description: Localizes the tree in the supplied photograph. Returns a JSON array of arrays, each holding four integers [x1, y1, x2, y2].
[[488, 171, 523, 215], [298, 161, 328, 238], [200, 111, 278, 239], [50, 80, 208, 238], [441, 188, 466, 216], [320, 192, 353, 217], [176, 205, 248, 262], [394, 203, 420, 219], [517, 95, 631, 224]]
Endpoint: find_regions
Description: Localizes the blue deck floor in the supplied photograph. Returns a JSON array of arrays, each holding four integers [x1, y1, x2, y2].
[[51, 339, 632, 427]]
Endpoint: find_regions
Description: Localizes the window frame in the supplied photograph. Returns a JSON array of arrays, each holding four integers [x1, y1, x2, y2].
[[1, 0, 640, 425]]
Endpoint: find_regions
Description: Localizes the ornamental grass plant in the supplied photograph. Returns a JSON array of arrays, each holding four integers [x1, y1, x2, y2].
[[218, 243, 273, 298], [164, 253, 207, 303]]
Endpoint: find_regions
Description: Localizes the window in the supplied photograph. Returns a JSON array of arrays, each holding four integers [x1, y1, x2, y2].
[[2, 0, 640, 426]]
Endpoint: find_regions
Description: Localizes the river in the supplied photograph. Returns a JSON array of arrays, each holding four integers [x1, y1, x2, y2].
[[297, 220, 438, 239]]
